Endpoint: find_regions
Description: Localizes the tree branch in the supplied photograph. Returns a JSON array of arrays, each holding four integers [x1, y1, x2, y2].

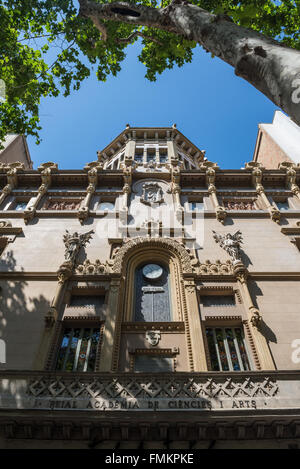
[[78, 0, 300, 126], [117, 31, 163, 45]]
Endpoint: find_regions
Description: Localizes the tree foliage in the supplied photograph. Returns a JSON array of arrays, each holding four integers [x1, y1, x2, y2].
[[1, 0, 300, 144]]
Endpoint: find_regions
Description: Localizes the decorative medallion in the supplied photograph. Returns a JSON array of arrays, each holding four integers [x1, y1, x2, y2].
[[141, 182, 164, 205]]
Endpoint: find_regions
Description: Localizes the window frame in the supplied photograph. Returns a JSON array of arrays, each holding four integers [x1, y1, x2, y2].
[[51, 318, 104, 372], [205, 324, 253, 372]]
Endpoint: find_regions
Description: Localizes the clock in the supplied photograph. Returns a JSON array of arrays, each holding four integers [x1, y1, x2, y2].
[[142, 264, 163, 280]]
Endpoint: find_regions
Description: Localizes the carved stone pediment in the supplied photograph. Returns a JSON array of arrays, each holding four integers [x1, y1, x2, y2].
[[141, 182, 164, 206]]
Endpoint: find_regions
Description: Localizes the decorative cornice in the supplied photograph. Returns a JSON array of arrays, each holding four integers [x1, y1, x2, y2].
[[197, 260, 233, 276], [204, 315, 242, 321], [122, 322, 185, 332]]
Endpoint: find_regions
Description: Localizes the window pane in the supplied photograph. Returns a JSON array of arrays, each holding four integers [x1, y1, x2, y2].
[[76, 328, 91, 372], [215, 328, 230, 371], [15, 202, 27, 211], [206, 328, 219, 371], [276, 201, 289, 210], [56, 327, 100, 372], [189, 202, 204, 211], [225, 328, 240, 371], [206, 327, 251, 372], [56, 328, 72, 370], [202, 295, 235, 307], [66, 328, 81, 371], [235, 327, 251, 371], [87, 328, 100, 372]]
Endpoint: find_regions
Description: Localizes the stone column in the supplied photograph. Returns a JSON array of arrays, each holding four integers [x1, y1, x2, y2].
[[203, 165, 227, 224], [281, 163, 300, 202], [171, 165, 184, 219], [24, 162, 58, 224], [167, 140, 178, 162], [0, 164, 23, 206], [234, 263, 275, 370], [124, 138, 136, 161], [250, 165, 281, 223], [183, 279, 207, 371], [44, 263, 73, 328], [24, 183, 48, 224], [99, 278, 122, 371], [78, 167, 98, 224], [34, 263, 72, 370]]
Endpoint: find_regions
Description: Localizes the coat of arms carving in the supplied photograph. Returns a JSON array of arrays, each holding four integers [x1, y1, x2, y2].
[[141, 182, 164, 205]]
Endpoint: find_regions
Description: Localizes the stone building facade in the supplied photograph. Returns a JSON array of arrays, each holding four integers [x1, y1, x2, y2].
[[253, 111, 300, 168], [0, 134, 33, 169], [0, 125, 300, 449]]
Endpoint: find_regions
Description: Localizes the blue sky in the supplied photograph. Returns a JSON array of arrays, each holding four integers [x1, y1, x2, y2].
[[27, 41, 279, 170]]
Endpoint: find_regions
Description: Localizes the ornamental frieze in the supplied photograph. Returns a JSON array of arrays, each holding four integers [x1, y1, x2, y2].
[[27, 374, 278, 402], [197, 260, 233, 276]]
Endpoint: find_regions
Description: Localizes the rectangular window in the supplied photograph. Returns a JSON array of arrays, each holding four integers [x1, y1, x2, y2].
[[202, 295, 236, 307], [134, 355, 173, 373], [147, 149, 156, 163], [276, 200, 289, 211], [56, 326, 100, 372], [98, 201, 115, 211], [69, 295, 105, 308], [135, 148, 143, 164], [159, 149, 168, 163], [189, 201, 204, 211], [14, 201, 28, 211], [206, 327, 251, 371]]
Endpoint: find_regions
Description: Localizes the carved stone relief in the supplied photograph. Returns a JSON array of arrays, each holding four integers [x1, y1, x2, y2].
[[213, 231, 243, 263], [145, 330, 161, 346], [43, 199, 82, 210], [141, 182, 164, 205]]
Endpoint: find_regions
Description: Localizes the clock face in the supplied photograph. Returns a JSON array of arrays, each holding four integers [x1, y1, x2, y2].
[[142, 264, 163, 280], [98, 202, 115, 211]]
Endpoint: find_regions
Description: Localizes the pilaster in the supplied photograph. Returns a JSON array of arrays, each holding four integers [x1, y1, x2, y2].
[[0, 163, 24, 206], [248, 162, 281, 223], [100, 278, 122, 371], [233, 262, 275, 370], [183, 278, 207, 371], [201, 163, 226, 224]]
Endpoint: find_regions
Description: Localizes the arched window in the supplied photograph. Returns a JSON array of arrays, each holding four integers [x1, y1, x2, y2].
[[134, 263, 172, 322]]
